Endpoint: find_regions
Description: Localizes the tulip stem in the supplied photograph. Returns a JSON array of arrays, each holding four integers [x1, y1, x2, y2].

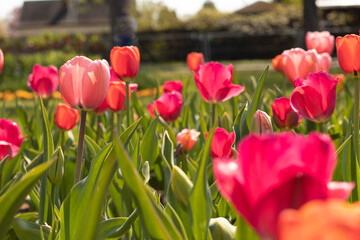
[[319, 122, 325, 133], [354, 72, 360, 166], [211, 104, 216, 127], [74, 110, 87, 185], [96, 115, 101, 142], [126, 81, 131, 127]]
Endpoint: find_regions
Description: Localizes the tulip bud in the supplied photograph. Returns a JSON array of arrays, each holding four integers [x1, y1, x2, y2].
[[176, 129, 200, 151], [250, 110, 273, 134], [171, 165, 193, 208], [209, 217, 236, 240], [48, 147, 64, 185], [221, 112, 232, 132]]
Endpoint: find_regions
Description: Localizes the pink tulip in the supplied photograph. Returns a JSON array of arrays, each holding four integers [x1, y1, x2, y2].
[[271, 97, 302, 130], [306, 31, 335, 55], [194, 62, 245, 103], [176, 129, 200, 151], [317, 52, 332, 72], [281, 48, 319, 84], [163, 80, 183, 93], [148, 91, 183, 122], [213, 132, 354, 239], [290, 71, 337, 123], [59, 56, 110, 110], [0, 48, 3, 75], [208, 127, 235, 158], [0, 119, 24, 160], [250, 110, 273, 134], [28, 64, 59, 98], [336, 34, 360, 73]]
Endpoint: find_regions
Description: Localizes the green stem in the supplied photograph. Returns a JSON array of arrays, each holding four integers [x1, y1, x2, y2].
[[319, 122, 325, 133], [211, 104, 216, 127], [50, 183, 56, 226], [110, 111, 114, 139], [73, 110, 87, 185], [96, 115, 101, 142], [126, 81, 131, 127], [354, 73, 360, 166]]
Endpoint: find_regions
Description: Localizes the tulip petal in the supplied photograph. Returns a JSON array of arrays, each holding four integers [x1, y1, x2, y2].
[[327, 181, 355, 200]]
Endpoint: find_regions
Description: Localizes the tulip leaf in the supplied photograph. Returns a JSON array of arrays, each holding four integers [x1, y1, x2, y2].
[[189, 126, 215, 240], [100, 209, 138, 238], [233, 103, 247, 145], [140, 117, 159, 165], [240, 66, 268, 138], [120, 116, 142, 148], [0, 160, 55, 239], [114, 138, 183, 240], [158, 117, 177, 144], [337, 135, 352, 157], [15, 98, 28, 134], [58, 143, 116, 240], [12, 218, 50, 240], [161, 131, 174, 196]]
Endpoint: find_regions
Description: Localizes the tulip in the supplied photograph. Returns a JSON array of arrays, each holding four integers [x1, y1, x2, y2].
[[0, 48, 3, 75], [106, 81, 128, 112], [271, 97, 302, 130], [317, 52, 332, 72], [176, 129, 200, 151], [333, 74, 346, 91], [306, 31, 335, 55], [28, 64, 59, 98], [281, 48, 319, 84], [195, 62, 245, 104], [163, 80, 183, 93], [148, 91, 183, 122], [279, 200, 360, 240], [213, 132, 354, 239], [336, 34, 360, 74], [290, 71, 337, 123], [59, 56, 110, 110], [0, 118, 24, 160], [55, 103, 80, 130], [208, 127, 234, 158], [187, 52, 204, 72], [272, 54, 284, 72], [250, 110, 273, 134], [110, 46, 140, 81]]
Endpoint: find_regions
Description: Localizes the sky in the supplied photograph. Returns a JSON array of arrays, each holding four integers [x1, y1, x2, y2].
[[0, 0, 271, 20]]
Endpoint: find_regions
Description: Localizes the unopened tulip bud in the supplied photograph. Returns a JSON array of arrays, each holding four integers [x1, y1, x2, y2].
[[176, 129, 200, 151], [221, 112, 231, 132], [48, 147, 64, 185], [171, 165, 193, 208], [209, 218, 236, 240], [250, 110, 273, 134]]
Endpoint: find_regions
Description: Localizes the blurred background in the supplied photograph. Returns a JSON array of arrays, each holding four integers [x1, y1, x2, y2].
[[0, 0, 359, 91]]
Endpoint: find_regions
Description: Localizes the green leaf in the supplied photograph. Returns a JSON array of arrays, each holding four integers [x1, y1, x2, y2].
[[233, 103, 247, 145], [114, 138, 183, 240], [161, 131, 174, 196], [337, 135, 352, 157], [100, 209, 138, 238], [15, 98, 28, 134], [0, 160, 55, 239], [140, 117, 159, 165], [59, 143, 116, 240], [12, 218, 50, 240], [120, 117, 142, 148], [240, 66, 268, 138], [189, 126, 215, 240]]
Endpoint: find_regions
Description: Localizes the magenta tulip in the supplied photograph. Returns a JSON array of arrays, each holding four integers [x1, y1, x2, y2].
[[0, 48, 3, 75], [148, 91, 183, 122], [194, 62, 244, 103], [281, 48, 320, 84], [59, 56, 110, 110], [163, 80, 183, 93], [290, 71, 337, 123], [271, 97, 302, 130], [0, 118, 24, 160], [208, 127, 235, 158], [28, 64, 59, 98], [306, 31, 335, 55], [213, 132, 354, 239]]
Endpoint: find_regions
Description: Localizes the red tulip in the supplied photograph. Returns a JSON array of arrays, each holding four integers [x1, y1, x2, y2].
[[250, 110, 273, 134], [106, 81, 129, 112], [336, 34, 360, 73], [55, 103, 80, 130], [59, 56, 110, 110], [110, 46, 140, 81], [163, 80, 183, 93], [148, 91, 183, 122], [28, 64, 59, 98], [208, 127, 235, 158], [271, 97, 302, 130], [0, 48, 3, 75], [187, 52, 204, 72], [272, 54, 284, 72], [279, 200, 360, 240], [194, 62, 245, 103], [0, 118, 24, 160], [281, 48, 319, 84], [176, 129, 200, 151], [290, 71, 337, 123], [306, 31, 335, 55], [213, 132, 354, 239]]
